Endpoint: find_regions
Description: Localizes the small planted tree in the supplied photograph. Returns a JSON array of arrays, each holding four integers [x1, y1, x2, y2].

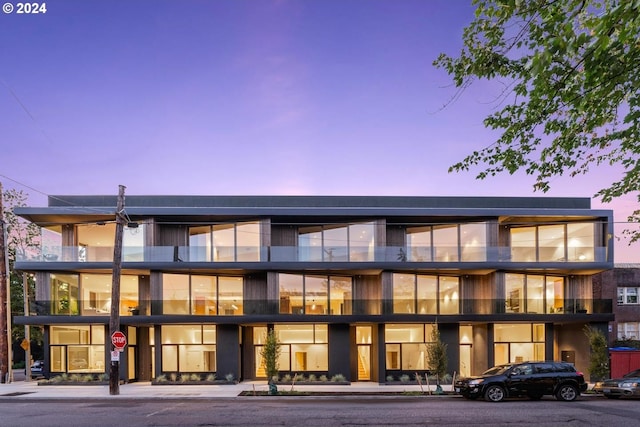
[[260, 329, 281, 395], [427, 325, 448, 394], [584, 325, 609, 382]]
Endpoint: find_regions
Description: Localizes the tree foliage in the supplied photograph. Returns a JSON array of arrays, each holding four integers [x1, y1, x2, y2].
[[426, 326, 448, 380], [2, 189, 43, 358], [584, 325, 609, 381], [435, 0, 640, 236], [260, 329, 281, 383]]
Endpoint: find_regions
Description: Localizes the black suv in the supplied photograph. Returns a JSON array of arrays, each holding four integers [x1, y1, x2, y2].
[[455, 361, 587, 402]]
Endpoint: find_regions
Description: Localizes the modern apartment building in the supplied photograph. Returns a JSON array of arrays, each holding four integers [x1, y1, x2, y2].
[[13, 195, 615, 383]]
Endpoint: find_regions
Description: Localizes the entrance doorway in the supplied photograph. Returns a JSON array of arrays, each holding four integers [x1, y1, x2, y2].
[[356, 326, 372, 381]]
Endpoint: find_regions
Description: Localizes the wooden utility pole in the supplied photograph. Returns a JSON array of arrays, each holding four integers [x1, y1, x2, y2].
[[109, 185, 126, 395], [23, 272, 30, 382], [0, 182, 9, 383]]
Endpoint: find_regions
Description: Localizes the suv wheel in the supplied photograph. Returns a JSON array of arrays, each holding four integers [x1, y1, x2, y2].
[[556, 384, 578, 401], [484, 385, 506, 402]]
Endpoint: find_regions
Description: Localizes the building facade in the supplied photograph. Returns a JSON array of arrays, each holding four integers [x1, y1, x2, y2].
[[14, 195, 614, 383], [593, 264, 640, 344]]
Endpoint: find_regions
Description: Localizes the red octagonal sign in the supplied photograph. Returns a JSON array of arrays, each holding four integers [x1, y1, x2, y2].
[[111, 331, 127, 350]]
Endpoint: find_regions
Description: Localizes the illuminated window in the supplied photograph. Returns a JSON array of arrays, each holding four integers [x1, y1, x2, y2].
[[298, 222, 375, 262], [161, 325, 216, 373], [162, 274, 242, 315], [279, 273, 352, 315], [392, 274, 459, 314], [188, 221, 261, 262], [50, 325, 105, 374], [510, 222, 596, 262]]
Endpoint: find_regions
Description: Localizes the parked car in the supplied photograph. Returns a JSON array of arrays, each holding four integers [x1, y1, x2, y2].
[[601, 368, 640, 399], [30, 360, 45, 379], [454, 361, 587, 402]]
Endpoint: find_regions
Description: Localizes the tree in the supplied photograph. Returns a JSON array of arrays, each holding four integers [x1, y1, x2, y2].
[[260, 329, 281, 394], [584, 325, 609, 381], [2, 188, 43, 365], [426, 325, 448, 394], [434, 0, 640, 238]]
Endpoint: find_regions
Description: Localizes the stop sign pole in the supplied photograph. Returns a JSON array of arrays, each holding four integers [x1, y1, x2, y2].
[[109, 185, 126, 396]]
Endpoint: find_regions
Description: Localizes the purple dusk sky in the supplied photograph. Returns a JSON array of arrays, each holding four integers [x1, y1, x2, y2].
[[0, 0, 637, 261]]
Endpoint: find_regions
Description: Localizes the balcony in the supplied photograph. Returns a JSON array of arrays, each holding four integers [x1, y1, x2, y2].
[[26, 298, 613, 317], [17, 245, 610, 264]]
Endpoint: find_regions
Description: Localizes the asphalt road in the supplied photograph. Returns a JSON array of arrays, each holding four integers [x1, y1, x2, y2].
[[2, 395, 640, 427]]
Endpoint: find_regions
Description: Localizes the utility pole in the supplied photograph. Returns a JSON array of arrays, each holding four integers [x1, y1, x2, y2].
[[0, 182, 9, 383], [23, 272, 30, 382], [109, 185, 126, 395]]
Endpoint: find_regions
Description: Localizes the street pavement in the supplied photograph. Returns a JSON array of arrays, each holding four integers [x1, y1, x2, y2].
[[0, 372, 452, 400]]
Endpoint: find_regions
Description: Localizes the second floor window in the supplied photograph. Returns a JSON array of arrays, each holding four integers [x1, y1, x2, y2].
[[510, 222, 595, 262], [163, 273, 243, 315], [279, 273, 352, 315], [618, 287, 639, 305], [392, 274, 459, 314], [406, 223, 486, 262]]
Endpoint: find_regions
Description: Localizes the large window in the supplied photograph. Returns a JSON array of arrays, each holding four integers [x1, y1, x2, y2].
[[505, 274, 564, 314], [161, 325, 216, 373], [189, 221, 261, 262], [510, 222, 595, 262], [254, 325, 328, 375], [392, 274, 459, 314], [298, 222, 375, 262], [80, 274, 139, 316], [50, 325, 105, 374], [385, 324, 436, 371], [76, 223, 145, 262], [163, 274, 243, 315], [51, 274, 79, 315], [494, 323, 545, 365], [407, 223, 486, 262], [618, 287, 639, 305], [618, 322, 639, 340], [279, 273, 352, 315]]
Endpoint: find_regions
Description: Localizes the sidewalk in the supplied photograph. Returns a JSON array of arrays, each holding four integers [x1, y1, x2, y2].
[[0, 379, 452, 400]]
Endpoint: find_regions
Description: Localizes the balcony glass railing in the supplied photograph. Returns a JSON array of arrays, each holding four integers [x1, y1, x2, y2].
[[26, 298, 613, 316], [17, 245, 609, 263]]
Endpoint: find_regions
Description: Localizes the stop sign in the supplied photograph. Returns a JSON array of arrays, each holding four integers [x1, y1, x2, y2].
[[111, 331, 127, 350]]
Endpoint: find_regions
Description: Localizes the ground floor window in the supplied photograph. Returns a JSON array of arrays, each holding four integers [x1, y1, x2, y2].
[[50, 325, 105, 373], [160, 325, 216, 372], [385, 323, 436, 371], [617, 322, 639, 340], [254, 324, 328, 375], [493, 323, 545, 365]]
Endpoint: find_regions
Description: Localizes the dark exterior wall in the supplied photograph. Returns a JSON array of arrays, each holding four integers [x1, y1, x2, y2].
[[329, 323, 351, 380], [271, 224, 297, 246], [217, 324, 241, 380], [472, 324, 489, 375], [462, 274, 496, 315], [439, 323, 459, 379], [244, 273, 268, 315], [137, 327, 152, 381], [354, 275, 381, 315]]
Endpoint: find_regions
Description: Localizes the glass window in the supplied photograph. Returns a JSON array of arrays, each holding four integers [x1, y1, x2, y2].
[[433, 225, 458, 261], [494, 323, 544, 364], [273, 325, 328, 372], [385, 324, 438, 371], [279, 273, 352, 315], [567, 223, 595, 261], [618, 287, 639, 305], [510, 227, 536, 262], [51, 273, 79, 315], [618, 322, 639, 340], [385, 324, 424, 343], [407, 226, 431, 262], [50, 325, 105, 373], [324, 225, 348, 261], [236, 222, 260, 261], [526, 275, 544, 314], [416, 275, 437, 314], [538, 225, 565, 261], [393, 274, 415, 314], [163, 274, 190, 314], [81, 274, 139, 316], [460, 223, 486, 261], [218, 276, 243, 315], [41, 225, 62, 261], [298, 227, 323, 261], [189, 226, 211, 262], [506, 273, 563, 314], [212, 224, 235, 261], [349, 222, 375, 261], [191, 275, 216, 315], [439, 276, 460, 314], [546, 276, 565, 313], [161, 325, 217, 373]]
